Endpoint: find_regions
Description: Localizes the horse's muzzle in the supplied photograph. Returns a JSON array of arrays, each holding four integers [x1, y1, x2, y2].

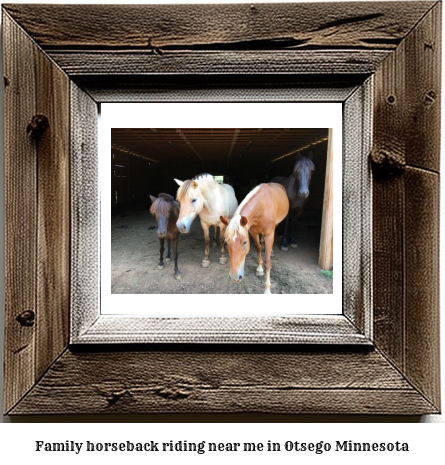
[[176, 218, 191, 233]]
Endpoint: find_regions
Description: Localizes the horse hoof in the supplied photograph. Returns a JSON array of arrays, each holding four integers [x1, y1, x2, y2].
[[264, 288, 271, 294], [219, 256, 227, 265], [165, 257, 172, 262], [290, 243, 297, 249], [202, 259, 210, 268], [158, 264, 165, 270], [174, 273, 181, 280], [281, 246, 289, 252], [256, 269, 264, 277]]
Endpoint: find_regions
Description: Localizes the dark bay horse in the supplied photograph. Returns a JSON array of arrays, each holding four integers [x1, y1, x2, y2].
[[149, 193, 181, 280], [220, 183, 289, 294], [271, 152, 315, 251]]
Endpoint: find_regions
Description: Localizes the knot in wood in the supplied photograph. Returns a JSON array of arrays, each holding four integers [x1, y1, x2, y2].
[[154, 386, 191, 400], [370, 148, 405, 179], [27, 115, 49, 141], [16, 310, 35, 327], [386, 94, 396, 105]]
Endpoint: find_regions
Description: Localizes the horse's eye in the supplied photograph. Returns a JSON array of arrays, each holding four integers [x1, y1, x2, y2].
[[192, 198, 197, 203], [243, 241, 247, 246]]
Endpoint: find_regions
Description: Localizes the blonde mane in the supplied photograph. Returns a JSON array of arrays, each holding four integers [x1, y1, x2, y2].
[[176, 179, 193, 203], [224, 184, 263, 242], [176, 174, 215, 203]]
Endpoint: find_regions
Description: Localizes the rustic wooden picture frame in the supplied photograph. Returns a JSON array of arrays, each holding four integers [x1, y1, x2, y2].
[[2, 2, 441, 415]]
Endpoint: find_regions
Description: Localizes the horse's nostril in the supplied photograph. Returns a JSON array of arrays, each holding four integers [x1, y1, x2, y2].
[[239, 275, 243, 280]]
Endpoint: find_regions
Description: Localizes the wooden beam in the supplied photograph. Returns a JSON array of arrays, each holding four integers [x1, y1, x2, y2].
[[319, 128, 334, 271]]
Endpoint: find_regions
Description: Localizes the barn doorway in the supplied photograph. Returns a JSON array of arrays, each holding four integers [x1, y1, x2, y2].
[[109, 127, 335, 295]]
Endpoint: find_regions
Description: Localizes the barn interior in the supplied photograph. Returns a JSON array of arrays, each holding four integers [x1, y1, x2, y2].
[[111, 128, 332, 294], [111, 128, 329, 217]]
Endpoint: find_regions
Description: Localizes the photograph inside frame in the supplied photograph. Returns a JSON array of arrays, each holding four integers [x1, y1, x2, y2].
[[111, 128, 332, 296], [100, 102, 343, 317]]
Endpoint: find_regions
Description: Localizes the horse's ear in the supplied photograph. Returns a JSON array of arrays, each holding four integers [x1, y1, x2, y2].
[[240, 216, 248, 227], [308, 151, 313, 160], [191, 180, 198, 189], [174, 179, 183, 186], [296, 152, 302, 160], [149, 195, 157, 203], [220, 216, 229, 226]]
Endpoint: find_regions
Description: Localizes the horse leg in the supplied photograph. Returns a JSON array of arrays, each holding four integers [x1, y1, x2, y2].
[[165, 239, 172, 261], [252, 233, 264, 276], [158, 238, 165, 270], [260, 234, 265, 250], [264, 234, 274, 294], [212, 225, 218, 248], [289, 211, 302, 248], [280, 214, 290, 251], [218, 224, 228, 264], [172, 236, 181, 280], [201, 220, 211, 268]]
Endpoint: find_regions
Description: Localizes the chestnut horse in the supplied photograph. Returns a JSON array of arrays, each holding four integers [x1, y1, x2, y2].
[[149, 193, 181, 280], [271, 152, 315, 251], [221, 183, 289, 294], [175, 174, 238, 267]]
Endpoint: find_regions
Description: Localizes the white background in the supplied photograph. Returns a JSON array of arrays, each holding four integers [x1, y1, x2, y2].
[[0, 0, 444, 460], [102, 102, 342, 315]]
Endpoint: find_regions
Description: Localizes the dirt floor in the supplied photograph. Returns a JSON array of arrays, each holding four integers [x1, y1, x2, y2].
[[111, 207, 333, 295]]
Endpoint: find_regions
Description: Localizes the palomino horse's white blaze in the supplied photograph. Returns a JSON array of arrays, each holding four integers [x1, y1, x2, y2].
[[175, 174, 238, 267], [222, 183, 289, 294]]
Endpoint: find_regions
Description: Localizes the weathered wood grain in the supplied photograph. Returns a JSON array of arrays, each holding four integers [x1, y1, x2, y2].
[[2, 2, 441, 416], [372, 175, 405, 366], [76, 76, 362, 104], [342, 81, 373, 336], [372, 21, 408, 372], [35, 38, 71, 381], [404, 2, 441, 172], [70, 83, 99, 340], [74, 315, 370, 346], [9, 349, 437, 415], [46, 50, 390, 76], [404, 167, 440, 409], [2, 2, 435, 50], [3, 12, 37, 414], [372, 3, 441, 412]]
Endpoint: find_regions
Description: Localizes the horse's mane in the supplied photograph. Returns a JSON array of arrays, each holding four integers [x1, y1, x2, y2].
[[176, 174, 214, 202], [150, 195, 173, 217], [176, 179, 193, 203], [193, 173, 213, 181], [225, 184, 263, 242], [294, 156, 315, 173]]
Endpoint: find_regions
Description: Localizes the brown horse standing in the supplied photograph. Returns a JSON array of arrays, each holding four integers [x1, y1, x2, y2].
[[149, 193, 181, 280], [220, 183, 289, 294]]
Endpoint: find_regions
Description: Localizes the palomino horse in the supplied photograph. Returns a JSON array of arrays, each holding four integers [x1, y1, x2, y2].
[[271, 151, 315, 251], [220, 183, 289, 294], [149, 193, 181, 280], [175, 173, 238, 267]]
